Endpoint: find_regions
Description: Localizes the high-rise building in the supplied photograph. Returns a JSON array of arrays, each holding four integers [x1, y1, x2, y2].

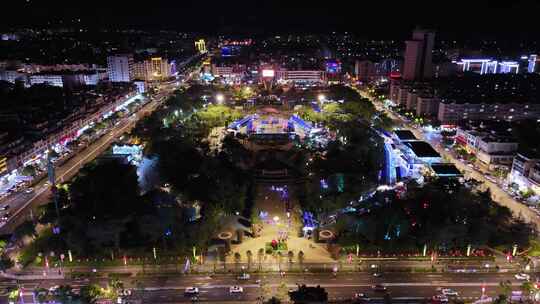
[[529, 55, 538, 73], [403, 29, 435, 81], [150, 57, 170, 80], [132, 57, 171, 82], [107, 54, 134, 82], [354, 60, 376, 81], [195, 39, 207, 54]]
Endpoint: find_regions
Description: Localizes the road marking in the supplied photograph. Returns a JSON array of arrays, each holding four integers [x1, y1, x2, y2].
[[141, 281, 524, 291]]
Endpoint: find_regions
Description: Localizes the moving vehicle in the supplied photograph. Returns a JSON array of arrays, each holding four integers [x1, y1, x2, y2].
[[441, 288, 459, 296], [515, 273, 531, 280], [0, 205, 9, 211], [184, 287, 199, 295], [229, 286, 243, 293], [353, 293, 370, 301], [25, 188, 34, 194], [432, 294, 449, 302], [49, 285, 60, 294], [372, 284, 387, 292], [237, 273, 250, 280], [0, 212, 11, 221]]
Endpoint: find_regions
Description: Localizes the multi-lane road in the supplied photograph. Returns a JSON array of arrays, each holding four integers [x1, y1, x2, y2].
[[0, 83, 177, 235], [3, 272, 535, 303]]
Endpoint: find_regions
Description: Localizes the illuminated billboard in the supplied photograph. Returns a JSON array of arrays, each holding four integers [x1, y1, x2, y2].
[[221, 45, 241, 57], [262, 69, 275, 78], [325, 60, 341, 74]]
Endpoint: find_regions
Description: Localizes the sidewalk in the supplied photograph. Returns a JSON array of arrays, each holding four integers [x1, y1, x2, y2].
[[2, 257, 523, 281]]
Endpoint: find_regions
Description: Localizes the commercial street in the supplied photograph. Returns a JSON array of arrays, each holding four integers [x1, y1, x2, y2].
[[3, 272, 536, 303], [358, 88, 540, 231], [0, 85, 174, 235]]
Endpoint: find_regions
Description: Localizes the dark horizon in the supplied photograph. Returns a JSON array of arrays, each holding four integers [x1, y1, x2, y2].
[[2, 0, 540, 41]]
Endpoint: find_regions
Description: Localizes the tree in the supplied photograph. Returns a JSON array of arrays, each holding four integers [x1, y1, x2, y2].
[[498, 280, 512, 298], [246, 250, 253, 270], [134, 279, 145, 301], [234, 252, 241, 271], [259, 279, 272, 302], [80, 284, 103, 304], [288, 250, 294, 264], [494, 294, 508, 304], [521, 281, 534, 295], [277, 251, 283, 270], [34, 288, 51, 303], [289, 285, 327, 303], [265, 297, 282, 304], [0, 255, 14, 272], [53, 285, 77, 303], [258, 248, 265, 270], [276, 282, 289, 302], [21, 165, 37, 177], [59, 160, 145, 256], [109, 277, 124, 292], [13, 220, 36, 242], [298, 251, 305, 269]]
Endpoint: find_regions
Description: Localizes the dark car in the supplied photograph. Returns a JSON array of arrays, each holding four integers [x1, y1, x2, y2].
[[372, 284, 387, 292]]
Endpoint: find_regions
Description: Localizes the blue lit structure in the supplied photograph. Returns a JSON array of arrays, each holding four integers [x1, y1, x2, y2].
[[302, 211, 318, 236], [221, 46, 241, 57], [528, 55, 538, 73], [289, 115, 312, 133], [326, 60, 342, 74], [227, 115, 255, 130]]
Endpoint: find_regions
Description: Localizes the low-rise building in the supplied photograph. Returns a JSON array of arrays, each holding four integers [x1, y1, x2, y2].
[[416, 95, 439, 117], [0, 70, 27, 84], [29, 70, 107, 88], [455, 125, 518, 168], [276, 69, 326, 84], [508, 152, 540, 197]]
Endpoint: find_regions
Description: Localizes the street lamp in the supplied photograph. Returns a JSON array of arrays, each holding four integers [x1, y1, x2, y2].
[[317, 94, 326, 103], [216, 94, 225, 104]]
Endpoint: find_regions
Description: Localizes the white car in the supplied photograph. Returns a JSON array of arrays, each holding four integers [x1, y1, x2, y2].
[[184, 287, 199, 294], [229, 286, 243, 293], [515, 273, 531, 280], [49, 285, 60, 293], [25, 188, 34, 194], [441, 288, 459, 296]]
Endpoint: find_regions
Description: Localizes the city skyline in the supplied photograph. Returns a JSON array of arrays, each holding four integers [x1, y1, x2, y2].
[[2, 0, 540, 40], [2, 3, 540, 303]]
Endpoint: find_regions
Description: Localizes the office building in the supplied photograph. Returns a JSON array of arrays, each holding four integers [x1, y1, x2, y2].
[[107, 54, 134, 82], [133, 57, 171, 82], [355, 60, 376, 82], [403, 29, 435, 81]]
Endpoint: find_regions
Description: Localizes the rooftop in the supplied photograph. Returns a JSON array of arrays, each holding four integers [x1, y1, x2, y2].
[[430, 163, 462, 176], [394, 130, 417, 141], [438, 74, 540, 105], [404, 140, 441, 158]]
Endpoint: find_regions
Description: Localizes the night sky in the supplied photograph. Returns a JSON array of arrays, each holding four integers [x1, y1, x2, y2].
[[2, 0, 540, 40]]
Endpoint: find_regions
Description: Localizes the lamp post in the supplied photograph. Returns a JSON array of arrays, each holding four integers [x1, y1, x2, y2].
[[216, 94, 225, 104]]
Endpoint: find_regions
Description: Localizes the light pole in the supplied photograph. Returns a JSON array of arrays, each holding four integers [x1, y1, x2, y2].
[[216, 94, 225, 104]]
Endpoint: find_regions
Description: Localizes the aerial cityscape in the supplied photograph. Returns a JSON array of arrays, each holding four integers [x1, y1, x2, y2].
[[1, 1, 540, 303]]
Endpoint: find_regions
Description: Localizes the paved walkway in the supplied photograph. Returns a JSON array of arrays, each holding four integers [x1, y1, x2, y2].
[[229, 184, 333, 265]]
